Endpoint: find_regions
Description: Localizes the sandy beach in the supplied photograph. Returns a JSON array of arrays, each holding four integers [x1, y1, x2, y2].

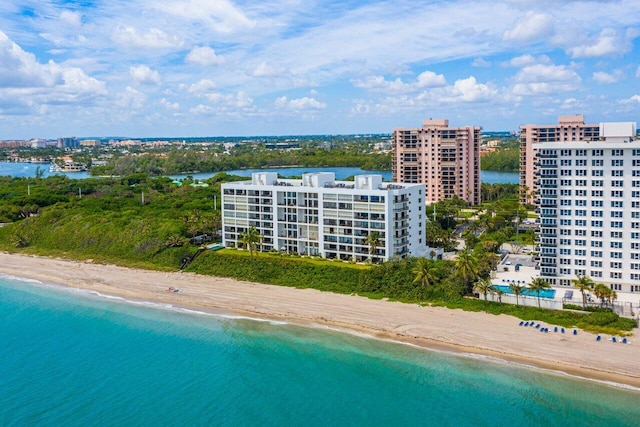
[[1, 252, 639, 388]]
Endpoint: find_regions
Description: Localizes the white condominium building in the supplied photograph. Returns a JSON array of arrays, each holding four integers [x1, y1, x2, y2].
[[221, 172, 426, 262], [535, 121, 639, 293]]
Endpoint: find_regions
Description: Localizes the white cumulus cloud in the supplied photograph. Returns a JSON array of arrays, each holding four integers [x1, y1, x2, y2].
[[569, 29, 630, 58], [592, 70, 624, 84], [275, 96, 326, 110], [185, 46, 225, 66], [504, 11, 553, 43], [130, 65, 161, 85]]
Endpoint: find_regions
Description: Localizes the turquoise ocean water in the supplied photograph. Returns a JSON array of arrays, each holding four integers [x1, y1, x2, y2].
[[1, 274, 638, 426]]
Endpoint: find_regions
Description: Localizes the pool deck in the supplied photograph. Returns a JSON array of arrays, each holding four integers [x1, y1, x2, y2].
[[494, 255, 640, 306]]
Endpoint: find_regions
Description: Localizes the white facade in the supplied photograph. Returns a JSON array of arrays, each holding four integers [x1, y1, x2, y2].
[[534, 121, 640, 293], [222, 172, 427, 262]]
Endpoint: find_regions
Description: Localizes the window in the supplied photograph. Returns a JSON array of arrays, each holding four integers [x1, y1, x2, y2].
[[576, 159, 587, 166], [592, 230, 603, 237], [575, 229, 586, 236], [576, 249, 586, 256], [560, 219, 572, 225], [611, 221, 623, 228], [576, 149, 587, 156], [611, 211, 623, 218], [612, 149, 623, 156], [612, 159, 624, 166], [591, 190, 603, 197], [612, 190, 624, 198], [611, 231, 622, 238], [592, 271, 603, 278], [590, 260, 602, 267], [560, 200, 572, 206], [610, 252, 623, 259], [576, 169, 587, 176], [560, 189, 572, 196], [611, 262, 623, 268], [591, 200, 603, 207], [576, 180, 587, 186], [577, 190, 588, 197], [612, 180, 624, 187], [632, 243, 640, 250], [610, 241, 623, 248], [592, 149, 603, 156], [612, 170, 624, 177], [560, 238, 571, 245], [575, 259, 586, 266], [560, 159, 572, 166], [576, 200, 587, 206], [611, 201, 624, 208], [561, 169, 573, 176], [576, 209, 587, 216], [591, 220, 603, 227], [576, 219, 586, 226], [591, 241, 602, 247], [592, 159, 604, 166], [590, 251, 602, 257], [610, 272, 622, 279], [592, 180, 603, 187], [591, 170, 603, 176], [560, 248, 571, 255]]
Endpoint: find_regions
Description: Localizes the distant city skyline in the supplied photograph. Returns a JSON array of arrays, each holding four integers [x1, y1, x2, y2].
[[0, 1, 639, 139]]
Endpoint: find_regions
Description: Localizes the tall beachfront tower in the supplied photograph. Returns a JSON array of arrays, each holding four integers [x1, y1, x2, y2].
[[391, 119, 481, 205], [520, 115, 600, 204], [535, 121, 639, 293], [221, 172, 426, 262]]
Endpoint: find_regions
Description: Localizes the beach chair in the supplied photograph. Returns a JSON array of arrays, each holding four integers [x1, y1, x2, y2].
[[612, 337, 617, 343], [519, 321, 524, 326], [553, 326, 558, 332], [622, 337, 628, 344], [524, 321, 529, 326], [535, 323, 540, 329], [596, 335, 601, 341], [573, 329, 577, 335], [561, 328, 565, 333]]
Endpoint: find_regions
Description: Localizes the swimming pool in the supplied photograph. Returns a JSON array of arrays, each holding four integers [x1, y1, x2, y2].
[[492, 284, 556, 299]]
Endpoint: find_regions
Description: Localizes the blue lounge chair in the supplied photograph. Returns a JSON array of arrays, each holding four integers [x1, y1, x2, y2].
[[561, 328, 565, 333], [622, 337, 628, 344], [535, 323, 540, 329], [573, 329, 577, 335], [596, 335, 601, 341], [519, 321, 524, 326], [544, 328, 549, 333], [553, 326, 558, 332], [612, 337, 617, 343]]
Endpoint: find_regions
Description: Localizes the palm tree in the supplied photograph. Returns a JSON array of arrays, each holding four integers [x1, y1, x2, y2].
[[365, 231, 381, 264], [593, 283, 609, 308], [474, 277, 493, 305], [529, 277, 551, 309], [495, 288, 505, 304], [571, 275, 595, 309], [608, 288, 618, 307], [455, 248, 479, 293], [412, 258, 437, 288], [509, 283, 525, 306], [239, 226, 262, 260]]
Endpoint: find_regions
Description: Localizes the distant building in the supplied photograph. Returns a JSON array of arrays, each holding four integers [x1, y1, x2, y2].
[[57, 137, 79, 149], [80, 139, 101, 147], [222, 172, 426, 262], [535, 121, 639, 292], [519, 115, 600, 204], [392, 119, 481, 205], [264, 142, 300, 150]]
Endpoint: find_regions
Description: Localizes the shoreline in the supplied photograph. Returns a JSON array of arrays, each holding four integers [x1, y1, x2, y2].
[[2, 252, 640, 389]]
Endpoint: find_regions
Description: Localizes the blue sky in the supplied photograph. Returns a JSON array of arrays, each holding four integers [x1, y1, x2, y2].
[[0, 0, 639, 138]]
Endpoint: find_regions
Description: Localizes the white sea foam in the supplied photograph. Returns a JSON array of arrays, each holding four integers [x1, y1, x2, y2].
[[0, 273, 43, 284]]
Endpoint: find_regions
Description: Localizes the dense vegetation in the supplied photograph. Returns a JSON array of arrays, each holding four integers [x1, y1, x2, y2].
[[90, 144, 391, 176], [481, 147, 520, 172], [0, 174, 634, 334]]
